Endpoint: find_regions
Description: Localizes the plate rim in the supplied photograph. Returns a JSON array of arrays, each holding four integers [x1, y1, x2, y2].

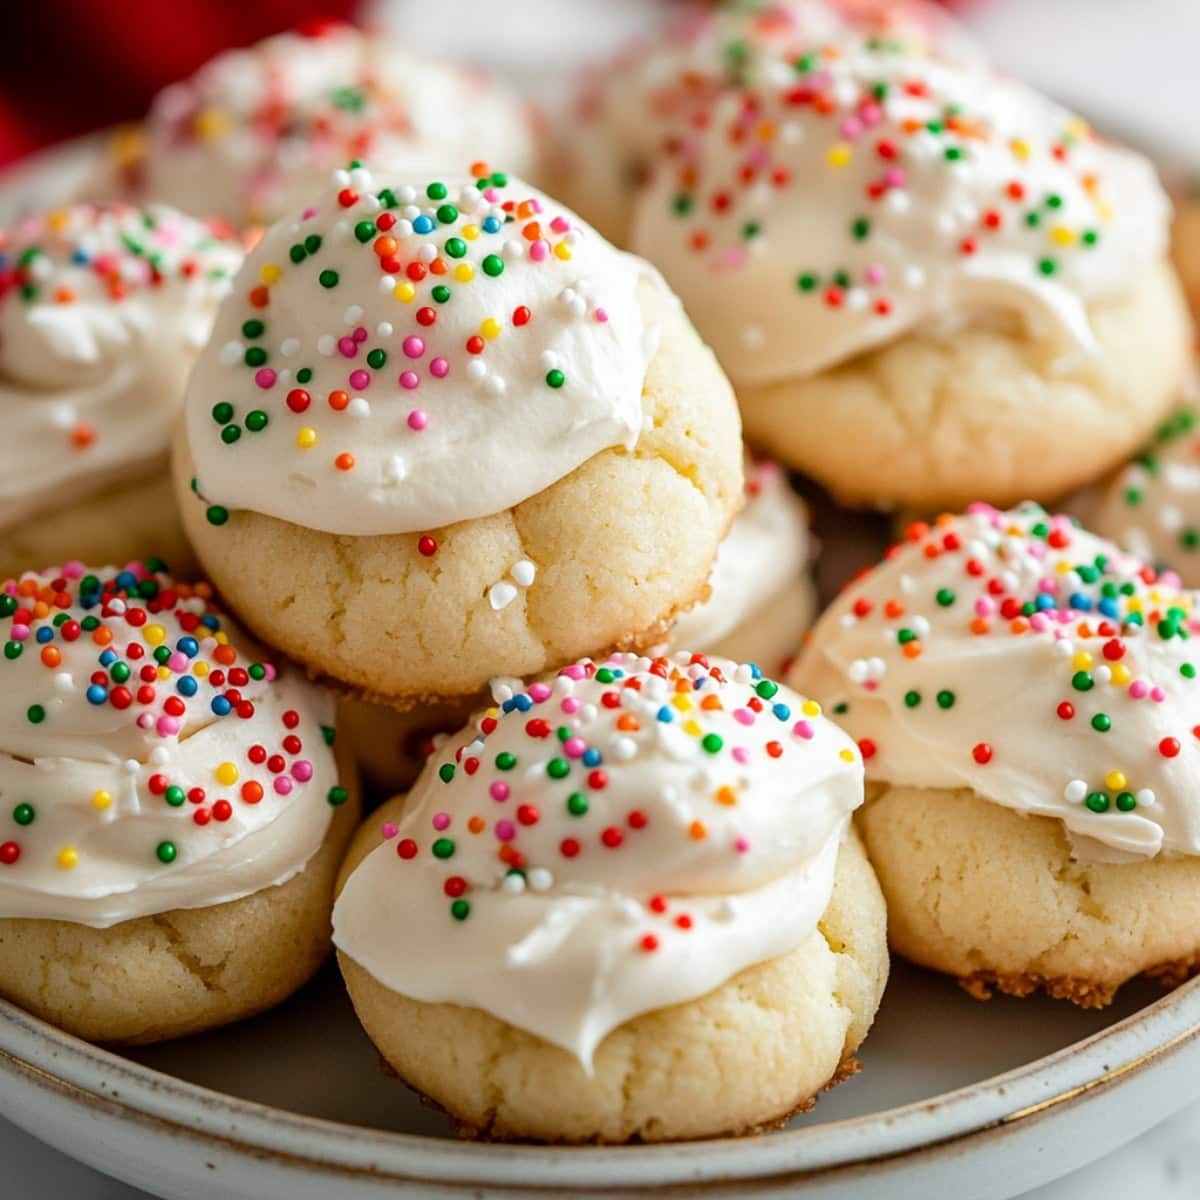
[[1, 973, 1199, 1190]]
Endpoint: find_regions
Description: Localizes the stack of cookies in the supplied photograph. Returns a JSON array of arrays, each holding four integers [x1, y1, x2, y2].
[[2, 1, 1199, 1148]]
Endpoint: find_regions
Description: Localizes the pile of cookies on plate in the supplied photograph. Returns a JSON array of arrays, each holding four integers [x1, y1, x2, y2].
[[2, 0, 1199, 1144]]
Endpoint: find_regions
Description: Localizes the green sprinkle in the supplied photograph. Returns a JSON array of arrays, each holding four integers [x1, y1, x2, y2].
[[289, 244, 307, 263], [318, 269, 339, 289], [1116, 791, 1138, 812], [327, 786, 349, 807], [450, 899, 470, 921], [367, 348, 387, 368], [797, 272, 819, 291], [221, 425, 241, 444], [164, 786, 186, 807], [1091, 713, 1111, 732], [701, 733, 724, 754], [496, 752, 517, 771], [935, 588, 956, 607], [566, 792, 588, 817], [1071, 671, 1094, 692], [904, 690, 921, 708], [245, 410, 269, 433], [673, 194, 693, 216], [111, 662, 130, 683], [482, 254, 504, 277], [296, 367, 313, 384], [0, 596, 15, 618], [321, 725, 336, 746], [211, 402, 234, 425], [353, 221, 376, 244], [12, 804, 34, 826], [545, 369, 565, 389], [432, 284, 451, 303], [445, 237, 467, 258], [156, 841, 178, 864], [427, 181, 448, 200], [206, 506, 229, 527], [432, 837, 455, 860], [1182, 663, 1197, 679], [241, 319, 264, 338], [248, 663, 266, 680], [439, 763, 456, 783], [436, 204, 459, 224], [4, 643, 23, 660], [1085, 791, 1110, 813], [304, 234, 322, 254], [936, 690, 955, 709], [26, 705, 45, 724], [1037, 257, 1057, 276], [595, 668, 616, 684]]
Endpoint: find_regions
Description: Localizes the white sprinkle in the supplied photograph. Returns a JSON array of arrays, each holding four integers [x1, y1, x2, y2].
[[417, 243, 437, 264], [348, 397, 370, 418], [501, 873, 526, 895], [612, 737, 638, 761], [219, 340, 244, 365], [376, 321, 394, 338], [527, 868, 553, 892], [486, 375, 507, 397], [379, 275, 397, 292], [343, 305, 364, 325], [150, 747, 169, 766], [539, 350, 560, 371], [466, 360, 487, 381], [511, 560, 536, 587], [846, 288, 869, 311], [332, 220, 350, 240], [123, 759, 140, 775], [382, 454, 406, 485], [394, 219, 413, 238], [54, 672, 75, 693], [333, 168, 351, 187], [1092, 666, 1112, 686], [1064, 779, 1088, 803], [280, 337, 300, 357], [317, 335, 336, 357], [903, 263, 925, 288], [398, 186, 417, 204], [489, 581, 519, 611], [348, 166, 372, 190], [1136, 788, 1156, 807]]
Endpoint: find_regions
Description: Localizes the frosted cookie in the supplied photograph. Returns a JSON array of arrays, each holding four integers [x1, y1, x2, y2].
[[93, 23, 538, 228], [628, 30, 1191, 511], [557, 0, 976, 244], [0, 204, 242, 580], [1172, 188, 1200, 318], [792, 502, 1200, 1005], [334, 651, 886, 1142], [343, 458, 813, 794], [0, 562, 359, 1044], [1089, 405, 1200, 585], [174, 164, 743, 703]]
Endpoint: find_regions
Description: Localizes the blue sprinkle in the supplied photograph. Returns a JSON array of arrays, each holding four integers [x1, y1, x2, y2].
[[1098, 597, 1120, 619], [177, 636, 200, 658], [72, 249, 89, 264], [115, 571, 137, 590], [412, 215, 435, 234], [177, 676, 199, 697], [656, 706, 674, 723], [513, 694, 533, 712], [501, 698, 518, 713], [750, 663, 763, 679], [99, 649, 117, 666], [211, 696, 233, 717], [35, 626, 54, 644], [1035, 592, 1056, 610], [86, 684, 108, 705], [772, 703, 791, 721], [582, 748, 602, 767], [200, 614, 220, 631], [1069, 592, 1092, 612], [482, 216, 502, 233]]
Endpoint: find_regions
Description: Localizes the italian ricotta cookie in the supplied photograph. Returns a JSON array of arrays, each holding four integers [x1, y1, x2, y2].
[[0, 562, 359, 1044], [1089, 405, 1200, 584], [334, 652, 886, 1142], [793, 502, 1200, 1005], [0, 204, 242, 581], [629, 30, 1192, 511], [557, 0, 976, 244], [174, 164, 743, 703], [91, 23, 538, 229], [342, 457, 813, 794]]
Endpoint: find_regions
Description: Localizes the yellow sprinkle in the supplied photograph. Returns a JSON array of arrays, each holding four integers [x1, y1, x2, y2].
[[296, 426, 318, 449], [838, 748, 857, 763], [462, 224, 480, 241], [46, 208, 71, 232], [683, 719, 703, 737], [193, 661, 209, 678], [454, 263, 475, 283], [259, 263, 282, 285], [1126, 596, 1144, 613], [1098, 200, 1114, 222], [157, 665, 171, 681], [1110, 663, 1131, 686], [1055, 561, 1073, 574], [1066, 116, 1090, 140], [393, 281, 416, 302], [1010, 138, 1031, 161], [215, 762, 239, 786], [672, 694, 693, 712], [214, 631, 230, 644], [1072, 651, 1094, 670], [756, 120, 776, 142], [802, 699, 822, 717], [827, 143, 852, 167], [57, 847, 79, 870], [480, 317, 502, 340], [193, 107, 231, 141], [1105, 770, 1127, 791], [1051, 225, 1075, 246], [553, 242, 573, 261], [715, 786, 738, 807], [143, 624, 167, 646], [91, 790, 112, 811]]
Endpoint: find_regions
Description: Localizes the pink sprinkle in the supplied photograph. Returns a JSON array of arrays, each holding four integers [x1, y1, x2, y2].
[[733, 708, 755, 726], [348, 368, 370, 390], [561, 697, 581, 714], [563, 736, 587, 758], [254, 368, 276, 389], [400, 372, 420, 391], [1129, 681, 1148, 699], [403, 336, 425, 359], [381, 822, 398, 839], [593, 308, 608, 323], [734, 836, 751, 853], [166, 651, 188, 672], [407, 408, 427, 429], [62, 561, 85, 579], [490, 781, 510, 802], [482, 187, 499, 202], [732, 747, 750, 765], [864, 264, 885, 285], [1029, 613, 1050, 632], [840, 116, 863, 139], [1151, 686, 1166, 703], [137, 713, 154, 730], [861, 102, 883, 126], [430, 356, 449, 378], [974, 597, 994, 617], [274, 777, 293, 796], [338, 336, 357, 358], [528, 683, 552, 702], [432, 812, 450, 831], [529, 240, 548, 262], [495, 819, 516, 842], [10, 624, 29, 641], [560, 664, 587, 680], [792, 720, 814, 740], [156, 716, 180, 737], [291, 760, 313, 782], [302, 206, 318, 220], [353, 326, 368, 343], [883, 168, 906, 189], [549, 216, 570, 234], [263, 664, 277, 681]]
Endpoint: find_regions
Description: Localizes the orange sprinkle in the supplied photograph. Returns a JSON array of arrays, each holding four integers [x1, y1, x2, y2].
[[248, 285, 269, 308], [1010, 617, 1030, 634], [715, 786, 737, 807], [335, 452, 356, 472], [328, 389, 350, 411], [901, 642, 923, 659], [700, 694, 723, 711], [884, 600, 905, 619], [689, 820, 707, 840], [971, 617, 990, 635], [616, 714, 640, 732], [40, 647, 62, 668], [467, 816, 485, 834], [92, 626, 114, 646], [70, 424, 96, 448], [522, 221, 542, 242], [214, 644, 237, 666]]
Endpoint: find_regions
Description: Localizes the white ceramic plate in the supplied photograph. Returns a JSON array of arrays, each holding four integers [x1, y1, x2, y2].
[[2, 960, 1199, 1200]]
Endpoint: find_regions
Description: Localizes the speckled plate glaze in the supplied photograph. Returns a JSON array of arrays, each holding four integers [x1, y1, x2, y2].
[[1, 960, 1199, 1200]]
